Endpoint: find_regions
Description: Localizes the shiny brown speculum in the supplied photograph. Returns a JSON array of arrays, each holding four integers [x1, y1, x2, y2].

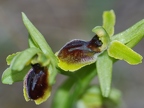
[[25, 63, 49, 100]]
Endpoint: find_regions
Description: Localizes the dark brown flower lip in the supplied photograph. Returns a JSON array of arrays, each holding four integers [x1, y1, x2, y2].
[[58, 35, 102, 53], [57, 35, 103, 61], [25, 63, 49, 100], [55, 35, 104, 72]]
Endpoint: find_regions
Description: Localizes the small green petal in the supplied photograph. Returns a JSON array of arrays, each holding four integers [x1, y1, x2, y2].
[[31, 52, 50, 67], [1, 66, 30, 84], [96, 51, 113, 97], [11, 47, 41, 71], [108, 40, 143, 64], [6, 52, 21, 65], [103, 10, 115, 36]]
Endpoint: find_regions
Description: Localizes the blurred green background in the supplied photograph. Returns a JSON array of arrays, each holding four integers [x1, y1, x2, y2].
[[0, 0, 144, 108]]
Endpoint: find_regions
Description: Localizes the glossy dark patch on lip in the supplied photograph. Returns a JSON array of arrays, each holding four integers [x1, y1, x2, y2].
[[26, 63, 48, 100], [57, 35, 103, 64], [87, 35, 103, 52]]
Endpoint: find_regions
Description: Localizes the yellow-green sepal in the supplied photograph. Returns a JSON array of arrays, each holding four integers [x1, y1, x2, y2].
[[108, 40, 143, 64]]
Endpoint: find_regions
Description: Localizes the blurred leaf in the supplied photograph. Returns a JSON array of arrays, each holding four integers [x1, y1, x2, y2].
[[111, 19, 144, 44], [11, 47, 41, 71], [96, 51, 113, 97], [6, 52, 21, 65], [76, 86, 103, 108], [103, 10, 115, 36], [108, 40, 143, 64], [52, 78, 75, 108], [107, 88, 122, 106], [52, 64, 96, 108], [2, 66, 30, 84]]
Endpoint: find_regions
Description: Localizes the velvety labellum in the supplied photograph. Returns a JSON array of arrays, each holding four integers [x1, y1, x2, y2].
[[56, 35, 103, 71], [24, 63, 51, 104]]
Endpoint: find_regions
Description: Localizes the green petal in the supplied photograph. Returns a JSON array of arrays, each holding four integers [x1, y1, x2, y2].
[[103, 10, 115, 36], [11, 47, 41, 71], [6, 52, 21, 65], [108, 40, 143, 64], [111, 19, 144, 44], [31, 52, 50, 67], [96, 51, 113, 97], [1, 66, 30, 84]]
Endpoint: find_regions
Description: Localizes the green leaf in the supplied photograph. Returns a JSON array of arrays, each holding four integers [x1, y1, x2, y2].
[[111, 19, 144, 44], [11, 47, 41, 71], [103, 10, 115, 36], [6, 52, 21, 65], [96, 51, 113, 97], [108, 40, 143, 64], [2, 66, 31, 84]]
